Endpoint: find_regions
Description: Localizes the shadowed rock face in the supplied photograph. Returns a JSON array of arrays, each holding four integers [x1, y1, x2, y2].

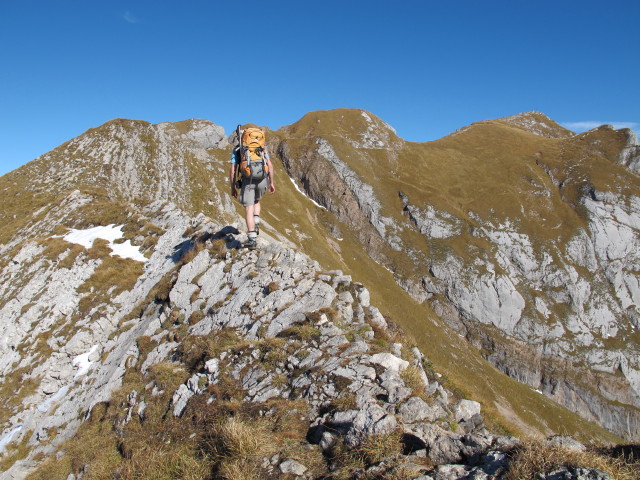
[[275, 135, 391, 260], [0, 111, 638, 478]]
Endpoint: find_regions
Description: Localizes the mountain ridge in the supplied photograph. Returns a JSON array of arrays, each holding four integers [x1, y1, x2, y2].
[[1, 109, 639, 479], [270, 108, 640, 441]]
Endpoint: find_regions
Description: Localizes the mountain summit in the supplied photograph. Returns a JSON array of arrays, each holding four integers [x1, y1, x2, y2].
[[496, 111, 575, 138], [1, 110, 639, 479]]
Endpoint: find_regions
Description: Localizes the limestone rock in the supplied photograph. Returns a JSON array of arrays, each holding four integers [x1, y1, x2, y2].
[[398, 396, 442, 424], [538, 467, 615, 480], [369, 352, 409, 372], [453, 399, 481, 422], [279, 458, 308, 476]]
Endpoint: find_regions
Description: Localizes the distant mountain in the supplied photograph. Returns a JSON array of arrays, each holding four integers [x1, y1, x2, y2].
[[0, 110, 638, 479], [273, 109, 640, 440]]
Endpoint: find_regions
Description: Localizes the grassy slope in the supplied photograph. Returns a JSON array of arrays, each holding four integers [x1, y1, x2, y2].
[[262, 191, 623, 443], [261, 110, 629, 443]]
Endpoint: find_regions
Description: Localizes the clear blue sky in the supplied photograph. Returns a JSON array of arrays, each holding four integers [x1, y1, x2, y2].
[[1, 0, 638, 176]]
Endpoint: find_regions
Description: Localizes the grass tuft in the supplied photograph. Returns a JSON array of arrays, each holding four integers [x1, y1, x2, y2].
[[176, 329, 242, 373], [210, 416, 275, 460], [278, 324, 321, 341], [266, 281, 280, 293], [504, 440, 640, 480], [209, 238, 228, 259], [400, 366, 426, 397]]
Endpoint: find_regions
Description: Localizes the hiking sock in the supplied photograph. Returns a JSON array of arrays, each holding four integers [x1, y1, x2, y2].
[[244, 231, 258, 250], [254, 215, 261, 234]]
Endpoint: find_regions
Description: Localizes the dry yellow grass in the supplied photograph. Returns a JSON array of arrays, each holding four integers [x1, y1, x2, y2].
[[504, 440, 640, 480], [328, 431, 405, 479], [117, 444, 210, 480], [27, 404, 122, 480], [203, 415, 284, 480], [400, 366, 427, 397], [356, 431, 404, 465], [210, 417, 275, 460]]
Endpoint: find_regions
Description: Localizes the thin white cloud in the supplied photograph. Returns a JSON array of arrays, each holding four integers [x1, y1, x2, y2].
[[123, 11, 139, 24], [562, 121, 640, 133]]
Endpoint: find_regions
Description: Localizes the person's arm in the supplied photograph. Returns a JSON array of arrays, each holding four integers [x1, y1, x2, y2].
[[265, 152, 275, 193]]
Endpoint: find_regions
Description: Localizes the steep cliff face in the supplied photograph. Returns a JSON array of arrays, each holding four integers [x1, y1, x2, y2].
[[273, 110, 403, 261], [274, 110, 640, 441], [0, 112, 637, 479]]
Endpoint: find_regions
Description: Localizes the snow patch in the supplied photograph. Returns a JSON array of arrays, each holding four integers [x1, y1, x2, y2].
[[63, 224, 147, 262], [73, 345, 99, 377], [0, 424, 23, 452]]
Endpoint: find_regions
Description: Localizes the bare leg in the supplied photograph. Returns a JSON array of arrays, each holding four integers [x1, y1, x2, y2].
[[245, 204, 255, 231], [245, 202, 261, 232]]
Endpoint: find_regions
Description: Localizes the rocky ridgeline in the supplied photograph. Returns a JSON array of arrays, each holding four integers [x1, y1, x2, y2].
[[112, 224, 635, 479], [112, 221, 513, 480], [39, 118, 228, 203], [497, 112, 575, 139], [1, 207, 606, 480]]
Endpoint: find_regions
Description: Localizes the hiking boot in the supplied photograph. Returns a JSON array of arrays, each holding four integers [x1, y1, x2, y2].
[[243, 237, 257, 250]]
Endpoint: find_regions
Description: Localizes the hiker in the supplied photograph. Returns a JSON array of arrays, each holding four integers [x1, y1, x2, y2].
[[229, 126, 276, 250]]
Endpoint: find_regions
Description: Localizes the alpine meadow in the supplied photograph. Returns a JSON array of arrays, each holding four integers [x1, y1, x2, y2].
[[1, 110, 640, 480]]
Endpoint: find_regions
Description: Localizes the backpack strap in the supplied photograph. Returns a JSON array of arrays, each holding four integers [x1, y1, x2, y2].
[[259, 147, 269, 175]]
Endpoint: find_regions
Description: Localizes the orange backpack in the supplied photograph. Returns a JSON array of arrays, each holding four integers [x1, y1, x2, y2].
[[238, 127, 269, 180]]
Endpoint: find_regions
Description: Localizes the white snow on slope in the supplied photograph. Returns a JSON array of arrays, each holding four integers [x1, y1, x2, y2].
[[0, 424, 23, 453], [63, 224, 147, 262], [73, 345, 99, 377]]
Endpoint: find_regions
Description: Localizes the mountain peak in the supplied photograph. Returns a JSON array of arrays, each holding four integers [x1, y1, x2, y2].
[[282, 108, 398, 146], [496, 111, 575, 138]]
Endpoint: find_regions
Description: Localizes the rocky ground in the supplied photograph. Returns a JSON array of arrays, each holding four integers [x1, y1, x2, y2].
[[2, 212, 626, 479]]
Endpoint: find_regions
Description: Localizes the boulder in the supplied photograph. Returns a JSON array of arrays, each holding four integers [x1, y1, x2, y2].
[[398, 396, 441, 423], [369, 352, 409, 372], [279, 458, 308, 476]]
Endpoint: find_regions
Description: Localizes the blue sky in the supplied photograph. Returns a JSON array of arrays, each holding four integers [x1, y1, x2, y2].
[[1, 0, 638, 176]]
